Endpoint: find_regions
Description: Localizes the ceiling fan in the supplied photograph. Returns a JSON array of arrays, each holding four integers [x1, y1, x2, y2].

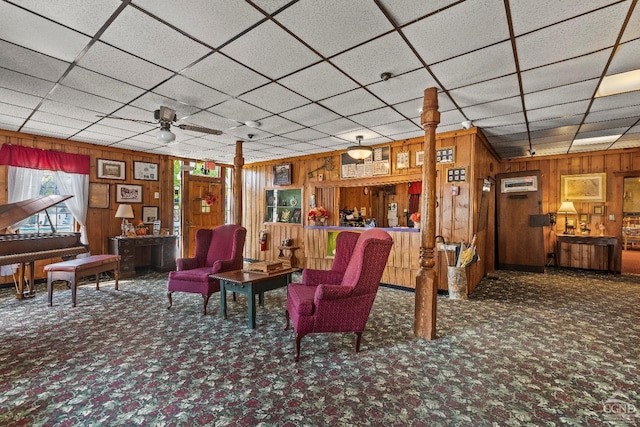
[[98, 106, 223, 143]]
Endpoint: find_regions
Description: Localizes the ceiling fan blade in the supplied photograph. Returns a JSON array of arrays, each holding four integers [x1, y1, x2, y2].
[[97, 114, 155, 125], [177, 124, 223, 135]]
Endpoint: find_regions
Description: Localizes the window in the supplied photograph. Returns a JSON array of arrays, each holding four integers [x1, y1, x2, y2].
[[19, 171, 75, 233]]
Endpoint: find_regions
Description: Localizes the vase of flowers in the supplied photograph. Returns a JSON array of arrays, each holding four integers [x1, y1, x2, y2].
[[308, 207, 329, 226], [410, 212, 421, 228]]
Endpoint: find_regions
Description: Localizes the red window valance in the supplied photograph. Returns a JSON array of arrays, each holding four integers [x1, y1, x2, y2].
[[0, 144, 90, 174], [408, 181, 422, 195]]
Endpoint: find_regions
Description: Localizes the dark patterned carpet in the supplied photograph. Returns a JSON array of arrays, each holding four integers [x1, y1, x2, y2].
[[0, 269, 639, 426]]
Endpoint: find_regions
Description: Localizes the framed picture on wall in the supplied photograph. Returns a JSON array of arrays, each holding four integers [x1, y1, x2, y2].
[[88, 182, 109, 208], [116, 184, 143, 203], [396, 151, 409, 169], [134, 161, 159, 181], [142, 206, 159, 224], [97, 159, 125, 180], [415, 151, 424, 166], [561, 173, 606, 202], [273, 163, 292, 185]]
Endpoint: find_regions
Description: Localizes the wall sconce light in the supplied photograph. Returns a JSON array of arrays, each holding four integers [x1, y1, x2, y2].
[[347, 135, 373, 160], [461, 120, 473, 130]]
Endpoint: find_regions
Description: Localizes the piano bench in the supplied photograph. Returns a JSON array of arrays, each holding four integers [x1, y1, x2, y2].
[[44, 254, 121, 307]]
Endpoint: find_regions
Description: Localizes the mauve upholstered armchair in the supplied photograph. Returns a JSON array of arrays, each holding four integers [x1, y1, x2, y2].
[[300, 231, 360, 286], [167, 224, 246, 315], [285, 229, 394, 361]]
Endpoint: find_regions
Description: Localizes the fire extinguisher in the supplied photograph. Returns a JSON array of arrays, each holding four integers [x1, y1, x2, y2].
[[259, 229, 268, 251]]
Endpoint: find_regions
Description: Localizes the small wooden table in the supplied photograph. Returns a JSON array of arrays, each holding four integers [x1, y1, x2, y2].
[[210, 268, 296, 329], [556, 234, 618, 273]]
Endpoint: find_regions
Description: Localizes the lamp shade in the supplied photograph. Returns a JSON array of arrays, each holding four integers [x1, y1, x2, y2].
[[115, 204, 134, 219], [347, 135, 373, 160], [557, 201, 577, 214]]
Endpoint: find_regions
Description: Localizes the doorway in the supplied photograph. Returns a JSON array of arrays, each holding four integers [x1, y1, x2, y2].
[[621, 177, 640, 274]]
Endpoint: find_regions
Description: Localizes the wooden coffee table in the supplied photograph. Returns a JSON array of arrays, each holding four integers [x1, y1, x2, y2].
[[210, 268, 296, 329]]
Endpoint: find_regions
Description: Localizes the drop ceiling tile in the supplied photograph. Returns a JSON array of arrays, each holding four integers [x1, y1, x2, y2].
[[221, 20, 321, 80], [47, 85, 123, 114], [349, 107, 407, 128], [524, 79, 598, 110], [531, 125, 580, 139], [255, 115, 304, 135], [580, 114, 640, 132], [462, 97, 523, 121], [23, 120, 83, 138], [367, 69, 439, 106], [621, 3, 640, 43], [438, 109, 468, 127], [430, 42, 516, 89], [370, 120, 422, 138], [81, 123, 140, 139], [606, 38, 640, 75], [62, 67, 146, 103], [280, 104, 341, 127], [311, 118, 361, 135], [569, 142, 613, 153], [450, 75, 521, 108], [39, 100, 115, 123], [520, 50, 610, 92], [319, 89, 386, 117], [403, 0, 509, 64], [251, 0, 294, 14], [380, 0, 459, 26], [0, 88, 42, 110], [153, 75, 229, 109], [0, 102, 32, 119], [275, 0, 393, 57], [239, 83, 309, 115], [482, 123, 529, 137], [279, 62, 358, 101], [182, 53, 270, 97], [281, 128, 328, 142], [21, 0, 123, 33], [100, 7, 211, 72], [78, 42, 174, 90], [0, 41, 69, 82], [510, 0, 616, 36], [527, 100, 590, 122], [473, 111, 526, 127], [30, 110, 92, 129], [575, 127, 628, 141], [0, 68, 56, 98], [0, 2, 91, 62], [392, 99, 422, 119], [528, 116, 584, 132], [529, 134, 574, 146], [134, 0, 264, 48], [592, 91, 640, 112], [330, 32, 423, 86], [611, 135, 640, 149], [516, 4, 627, 70], [586, 105, 640, 124]]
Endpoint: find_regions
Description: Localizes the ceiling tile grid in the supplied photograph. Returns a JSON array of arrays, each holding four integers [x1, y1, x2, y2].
[[0, 0, 638, 163]]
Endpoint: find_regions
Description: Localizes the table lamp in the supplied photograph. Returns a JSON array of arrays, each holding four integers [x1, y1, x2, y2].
[[115, 204, 134, 236], [557, 201, 577, 234]]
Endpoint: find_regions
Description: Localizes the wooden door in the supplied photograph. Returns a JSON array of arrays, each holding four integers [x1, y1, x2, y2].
[[183, 175, 224, 257], [496, 170, 545, 272]]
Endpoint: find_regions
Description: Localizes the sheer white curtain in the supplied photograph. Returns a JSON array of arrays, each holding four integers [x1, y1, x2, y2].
[[2, 167, 44, 276], [53, 171, 89, 244]]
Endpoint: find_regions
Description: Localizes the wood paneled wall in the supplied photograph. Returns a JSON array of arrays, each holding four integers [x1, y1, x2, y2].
[[0, 129, 176, 284], [242, 129, 500, 291], [500, 148, 640, 271]]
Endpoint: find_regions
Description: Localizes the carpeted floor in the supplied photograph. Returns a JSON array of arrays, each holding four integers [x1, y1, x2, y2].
[[0, 269, 639, 426]]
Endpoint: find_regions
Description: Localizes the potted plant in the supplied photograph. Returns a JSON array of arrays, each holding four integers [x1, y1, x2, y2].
[[307, 207, 329, 226]]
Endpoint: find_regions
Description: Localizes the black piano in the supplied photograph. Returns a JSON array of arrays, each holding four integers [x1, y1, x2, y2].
[[0, 195, 88, 299]]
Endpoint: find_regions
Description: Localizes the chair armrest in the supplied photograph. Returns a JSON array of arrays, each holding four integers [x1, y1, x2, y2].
[[210, 259, 236, 274], [176, 257, 199, 271], [315, 284, 352, 303], [302, 269, 344, 286]]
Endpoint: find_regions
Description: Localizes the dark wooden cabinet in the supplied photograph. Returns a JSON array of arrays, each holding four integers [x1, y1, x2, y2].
[[109, 236, 177, 278]]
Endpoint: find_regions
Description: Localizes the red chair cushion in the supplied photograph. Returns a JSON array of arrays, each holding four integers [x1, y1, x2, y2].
[[287, 283, 317, 316]]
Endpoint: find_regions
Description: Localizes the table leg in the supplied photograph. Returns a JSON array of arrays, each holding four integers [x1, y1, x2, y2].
[[258, 292, 264, 307], [220, 280, 227, 319], [248, 284, 256, 329]]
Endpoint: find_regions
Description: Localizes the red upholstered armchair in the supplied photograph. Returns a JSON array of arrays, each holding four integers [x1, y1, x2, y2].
[[167, 224, 246, 315], [285, 229, 393, 361], [300, 231, 360, 286]]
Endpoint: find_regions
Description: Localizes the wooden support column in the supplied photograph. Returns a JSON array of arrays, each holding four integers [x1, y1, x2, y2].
[[414, 87, 440, 340], [233, 141, 244, 225]]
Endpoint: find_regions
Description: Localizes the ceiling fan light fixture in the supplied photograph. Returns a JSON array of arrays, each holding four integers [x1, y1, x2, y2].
[[347, 135, 373, 160], [245, 120, 261, 128], [157, 123, 176, 143]]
